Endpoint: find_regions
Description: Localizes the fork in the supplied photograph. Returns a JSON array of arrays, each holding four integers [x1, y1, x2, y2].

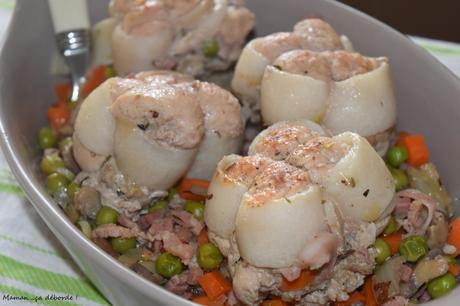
[[48, 0, 91, 103]]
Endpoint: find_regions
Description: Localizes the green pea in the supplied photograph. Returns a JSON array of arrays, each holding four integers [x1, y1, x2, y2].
[[445, 255, 458, 265], [202, 38, 219, 57], [111, 237, 137, 253], [69, 100, 78, 110], [197, 243, 223, 270], [390, 168, 409, 191], [148, 200, 168, 213], [39, 127, 58, 149], [58, 137, 72, 152], [96, 206, 119, 225], [155, 252, 183, 278], [374, 238, 391, 264], [386, 146, 408, 168], [140, 249, 151, 262], [167, 188, 177, 202], [373, 263, 382, 274], [184, 200, 205, 220], [427, 273, 457, 299], [383, 216, 398, 235], [55, 167, 75, 181], [104, 65, 116, 78], [67, 182, 81, 200], [399, 235, 429, 262], [40, 155, 65, 174], [46, 173, 69, 193]]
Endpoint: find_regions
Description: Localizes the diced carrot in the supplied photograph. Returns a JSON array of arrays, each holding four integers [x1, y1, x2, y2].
[[82, 65, 106, 96], [333, 291, 366, 306], [261, 298, 288, 306], [191, 295, 225, 306], [198, 228, 210, 246], [280, 269, 317, 292], [400, 134, 430, 167], [363, 277, 377, 306], [396, 131, 410, 146], [178, 179, 210, 202], [192, 296, 211, 305], [447, 217, 460, 257], [382, 232, 402, 255], [448, 262, 460, 277], [48, 103, 71, 129], [198, 271, 232, 301], [55, 82, 71, 103]]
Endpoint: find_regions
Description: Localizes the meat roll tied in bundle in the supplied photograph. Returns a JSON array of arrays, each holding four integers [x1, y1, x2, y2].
[[73, 70, 244, 190], [231, 18, 353, 120], [261, 50, 397, 155], [232, 18, 397, 155], [205, 120, 395, 305], [93, 0, 255, 78]]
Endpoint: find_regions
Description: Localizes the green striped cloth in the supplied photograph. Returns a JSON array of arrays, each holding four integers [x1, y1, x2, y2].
[[0, 1, 108, 305], [411, 36, 460, 77], [0, 158, 108, 305], [0, 0, 459, 305]]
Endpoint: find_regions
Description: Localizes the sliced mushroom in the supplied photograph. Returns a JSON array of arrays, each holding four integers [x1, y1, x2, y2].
[[373, 256, 405, 304], [74, 186, 102, 219], [412, 255, 448, 288], [407, 163, 454, 217]]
